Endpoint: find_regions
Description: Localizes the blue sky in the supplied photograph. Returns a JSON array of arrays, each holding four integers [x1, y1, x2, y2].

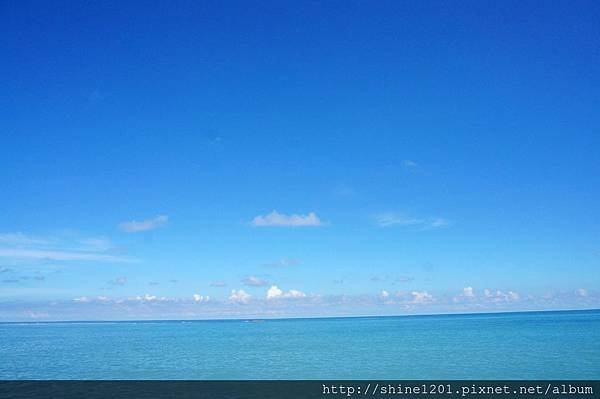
[[1, 0, 599, 320]]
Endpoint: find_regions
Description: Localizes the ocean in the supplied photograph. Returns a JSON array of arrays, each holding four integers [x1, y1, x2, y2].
[[1, 310, 598, 379]]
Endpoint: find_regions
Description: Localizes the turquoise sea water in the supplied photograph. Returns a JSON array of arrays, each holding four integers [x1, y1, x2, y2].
[[0, 310, 599, 379]]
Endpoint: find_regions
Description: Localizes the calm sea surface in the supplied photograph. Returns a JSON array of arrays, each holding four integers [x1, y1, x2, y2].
[[1, 310, 599, 379]]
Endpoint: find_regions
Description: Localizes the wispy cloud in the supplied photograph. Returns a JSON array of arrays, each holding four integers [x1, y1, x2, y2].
[[0, 249, 131, 262], [483, 289, 520, 302], [251, 211, 323, 227], [402, 159, 419, 171], [333, 184, 355, 196], [0, 233, 51, 246], [72, 294, 172, 304], [1, 274, 45, 284], [77, 237, 113, 252], [263, 258, 299, 268], [210, 280, 227, 287], [0, 232, 132, 264], [242, 275, 268, 287], [73, 296, 91, 303], [374, 213, 450, 230], [370, 275, 414, 284], [118, 215, 169, 233], [107, 276, 127, 286]]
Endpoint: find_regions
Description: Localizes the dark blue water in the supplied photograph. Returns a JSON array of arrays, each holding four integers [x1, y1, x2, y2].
[[1, 310, 598, 379]]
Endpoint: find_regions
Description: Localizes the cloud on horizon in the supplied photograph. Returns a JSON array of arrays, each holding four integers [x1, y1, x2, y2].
[[2, 287, 597, 322], [266, 285, 307, 299], [228, 289, 251, 304], [193, 293, 209, 303]]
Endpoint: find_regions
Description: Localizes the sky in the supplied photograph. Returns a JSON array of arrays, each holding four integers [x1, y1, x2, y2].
[[1, 0, 599, 321]]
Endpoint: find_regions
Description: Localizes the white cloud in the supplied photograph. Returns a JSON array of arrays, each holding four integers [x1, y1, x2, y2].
[[266, 285, 306, 300], [210, 280, 227, 287], [577, 288, 588, 297], [251, 211, 323, 227], [462, 286, 475, 297], [374, 213, 450, 230], [380, 290, 390, 299], [193, 293, 209, 303], [411, 291, 434, 304], [229, 289, 251, 304], [267, 285, 283, 299], [118, 215, 169, 233], [242, 275, 268, 287]]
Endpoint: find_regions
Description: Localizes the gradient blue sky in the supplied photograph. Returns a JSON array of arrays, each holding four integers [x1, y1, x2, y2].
[[1, 0, 599, 320]]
